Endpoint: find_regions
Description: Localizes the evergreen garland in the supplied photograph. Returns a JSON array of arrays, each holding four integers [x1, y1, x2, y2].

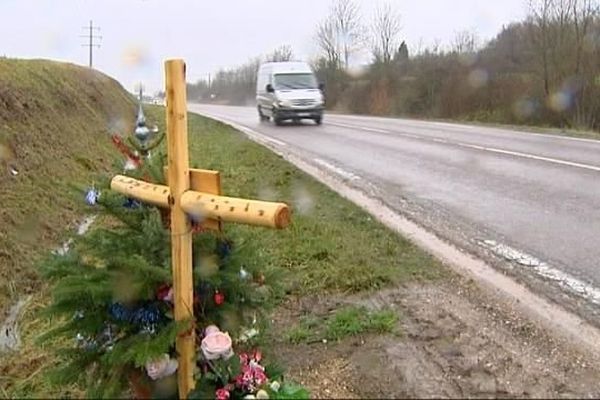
[[40, 136, 308, 398], [38, 152, 275, 398]]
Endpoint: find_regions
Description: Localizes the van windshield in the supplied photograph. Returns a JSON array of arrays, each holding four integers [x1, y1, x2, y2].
[[274, 73, 317, 90]]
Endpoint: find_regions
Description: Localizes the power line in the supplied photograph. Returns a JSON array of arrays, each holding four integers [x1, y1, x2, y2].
[[80, 20, 101, 68]]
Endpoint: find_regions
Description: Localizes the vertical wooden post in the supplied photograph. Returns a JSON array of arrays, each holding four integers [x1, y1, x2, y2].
[[165, 59, 195, 397]]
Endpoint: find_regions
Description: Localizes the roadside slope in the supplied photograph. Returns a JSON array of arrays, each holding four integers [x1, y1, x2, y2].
[[0, 58, 135, 319]]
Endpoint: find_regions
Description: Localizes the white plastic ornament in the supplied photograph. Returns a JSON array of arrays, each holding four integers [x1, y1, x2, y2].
[[85, 188, 100, 206], [145, 354, 178, 380]]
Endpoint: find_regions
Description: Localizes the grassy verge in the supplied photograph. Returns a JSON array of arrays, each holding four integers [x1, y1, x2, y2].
[[2, 107, 442, 398], [286, 306, 399, 344]]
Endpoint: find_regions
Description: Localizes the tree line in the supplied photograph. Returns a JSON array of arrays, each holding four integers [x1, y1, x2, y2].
[[188, 0, 600, 131]]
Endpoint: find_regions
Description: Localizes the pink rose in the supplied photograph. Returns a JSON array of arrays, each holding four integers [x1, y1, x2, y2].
[[201, 328, 233, 360], [205, 325, 221, 337], [145, 354, 178, 380]]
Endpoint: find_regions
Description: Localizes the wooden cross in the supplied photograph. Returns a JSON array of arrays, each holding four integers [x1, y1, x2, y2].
[[109, 59, 291, 398]]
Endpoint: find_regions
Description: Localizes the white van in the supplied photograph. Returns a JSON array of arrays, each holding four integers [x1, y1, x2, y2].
[[256, 61, 324, 125]]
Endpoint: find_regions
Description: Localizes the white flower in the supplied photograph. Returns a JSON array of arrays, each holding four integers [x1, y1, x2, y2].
[[145, 354, 178, 381], [270, 381, 281, 392], [239, 328, 259, 343], [256, 389, 269, 399], [243, 396, 256, 400]]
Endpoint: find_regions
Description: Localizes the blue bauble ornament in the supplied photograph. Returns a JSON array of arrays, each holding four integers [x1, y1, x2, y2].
[[123, 197, 141, 209], [216, 238, 233, 260], [109, 303, 131, 322]]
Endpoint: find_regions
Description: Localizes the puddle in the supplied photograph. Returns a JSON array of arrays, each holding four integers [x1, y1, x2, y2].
[[0, 296, 30, 353], [53, 215, 96, 255], [1, 215, 97, 352]]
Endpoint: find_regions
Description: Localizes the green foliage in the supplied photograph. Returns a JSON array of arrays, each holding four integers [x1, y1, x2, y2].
[[37, 153, 273, 398], [285, 306, 399, 344], [326, 306, 399, 341], [270, 382, 310, 399], [285, 325, 311, 344]]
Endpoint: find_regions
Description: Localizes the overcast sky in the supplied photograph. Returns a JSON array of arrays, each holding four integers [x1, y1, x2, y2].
[[0, 0, 527, 93]]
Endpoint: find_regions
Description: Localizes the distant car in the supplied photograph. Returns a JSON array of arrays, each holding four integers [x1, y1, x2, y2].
[[256, 61, 324, 126]]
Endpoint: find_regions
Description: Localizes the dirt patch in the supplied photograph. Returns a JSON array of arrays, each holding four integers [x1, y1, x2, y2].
[[270, 276, 600, 398]]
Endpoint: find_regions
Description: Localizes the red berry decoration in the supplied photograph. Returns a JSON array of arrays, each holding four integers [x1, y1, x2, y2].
[[214, 290, 225, 306], [156, 284, 172, 301]]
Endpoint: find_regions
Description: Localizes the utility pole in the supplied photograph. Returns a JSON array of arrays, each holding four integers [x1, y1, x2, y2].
[[80, 20, 101, 68]]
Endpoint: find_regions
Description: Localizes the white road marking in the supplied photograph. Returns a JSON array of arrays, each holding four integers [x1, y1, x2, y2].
[[333, 114, 600, 144], [359, 126, 389, 134], [456, 142, 600, 172], [479, 240, 600, 305], [198, 111, 288, 147], [313, 158, 361, 181], [328, 121, 390, 134], [328, 120, 600, 172]]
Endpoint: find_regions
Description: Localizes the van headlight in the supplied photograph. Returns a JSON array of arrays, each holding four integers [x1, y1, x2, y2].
[[276, 100, 292, 108]]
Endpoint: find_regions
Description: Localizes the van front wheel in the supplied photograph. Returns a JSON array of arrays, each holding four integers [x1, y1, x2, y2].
[[314, 115, 322, 125], [258, 107, 269, 122]]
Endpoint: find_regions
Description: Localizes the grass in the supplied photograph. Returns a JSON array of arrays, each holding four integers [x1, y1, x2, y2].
[[285, 306, 399, 344], [0, 58, 135, 320], [2, 81, 442, 397]]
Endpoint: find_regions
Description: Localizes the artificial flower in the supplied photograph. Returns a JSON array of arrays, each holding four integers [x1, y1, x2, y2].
[[201, 326, 233, 360], [216, 388, 230, 400], [256, 389, 269, 399], [145, 354, 178, 380]]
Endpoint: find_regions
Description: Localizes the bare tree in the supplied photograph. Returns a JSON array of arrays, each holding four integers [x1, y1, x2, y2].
[[527, 0, 556, 95], [265, 45, 294, 62], [571, 0, 599, 73], [370, 2, 402, 64], [451, 30, 479, 54], [316, 18, 342, 69], [333, 0, 364, 68], [315, 0, 364, 69]]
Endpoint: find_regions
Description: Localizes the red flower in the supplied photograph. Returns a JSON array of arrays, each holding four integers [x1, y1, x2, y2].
[[156, 284, 171, 301], [216, 388, 230, 400], [253, 349, 262, 362]]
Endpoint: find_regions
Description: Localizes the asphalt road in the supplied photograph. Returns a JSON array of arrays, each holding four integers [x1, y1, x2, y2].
[[188, 104, 600, 302]]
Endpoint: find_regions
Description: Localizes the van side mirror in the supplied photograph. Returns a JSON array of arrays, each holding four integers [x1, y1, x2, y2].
[[266, 84, 274, 93], [318, 82, 325, 91]]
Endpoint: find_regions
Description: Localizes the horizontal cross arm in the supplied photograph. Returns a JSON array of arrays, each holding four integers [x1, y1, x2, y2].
[[110, 175, 291, 229], [180, 191, 290, 229], [111, 175, 170, 207]]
